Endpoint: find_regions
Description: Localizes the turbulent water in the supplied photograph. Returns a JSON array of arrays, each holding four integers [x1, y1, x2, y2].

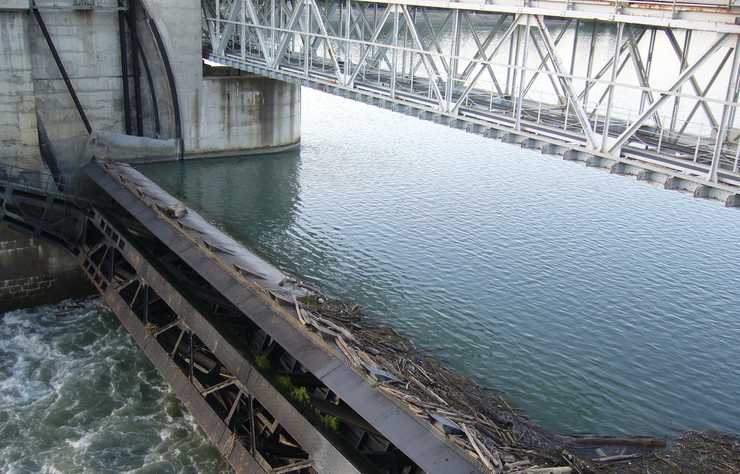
[[0, 299, 228, 473], [142, 88, 740, 437]]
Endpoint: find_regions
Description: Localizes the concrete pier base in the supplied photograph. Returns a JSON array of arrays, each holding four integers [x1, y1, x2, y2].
[[501, 133, 525, 144], [520, 138, 541, 150], [563, 149, 587, 162], [724, 194, 740, 207]]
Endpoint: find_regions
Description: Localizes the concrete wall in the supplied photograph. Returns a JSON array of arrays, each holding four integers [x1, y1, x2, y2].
[[0, 0, 124, 176], [0, 11, 41, 170], [0, 224, 91, 313], [29, 0, 125, 172]]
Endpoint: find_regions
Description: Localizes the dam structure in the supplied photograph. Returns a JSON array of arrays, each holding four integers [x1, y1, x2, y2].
[[1, 0, 739, 473]]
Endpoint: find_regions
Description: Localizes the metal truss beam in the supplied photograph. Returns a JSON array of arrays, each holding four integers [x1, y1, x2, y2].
[[462, 13, 506, 97], [608, 33, 730, 154], [399, 4, 445, 108], [244, 0, 274, 63], [346, 4, 392, 85], [348, 0, 740, 34], [709, 36, 740, 183], [665, 29, 720, 131], [533, 15, 599, 149], [451, 15, 518, 113], [203, 0, 740, 189]]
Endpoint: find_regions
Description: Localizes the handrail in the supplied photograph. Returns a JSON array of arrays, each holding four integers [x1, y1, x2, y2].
[[0, 163, 93, 206], [0, 163, 59, 195]]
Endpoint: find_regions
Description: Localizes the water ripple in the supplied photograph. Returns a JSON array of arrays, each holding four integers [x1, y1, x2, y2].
[[0, 301, 228, 474], [141, 88, 740, 437]]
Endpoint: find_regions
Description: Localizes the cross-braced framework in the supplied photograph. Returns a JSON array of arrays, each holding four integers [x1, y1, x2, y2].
[[203, 0, 740, 197]]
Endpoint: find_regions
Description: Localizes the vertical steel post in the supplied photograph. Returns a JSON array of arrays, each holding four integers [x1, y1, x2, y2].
[[271, 0, 276, 60], [510, 23, 521, 106], [709, 35, 740, 182], [401, 5, 409, 79], [361, 4, 366, 81], [409, 8, 416, 91], [344, 0, 351, 83], [601, 22, 623, 151], [514, 15, 530, 129], [694, 134, 701, 162], [303, 0, 310, 77], [391, 5, 399, 98], [729, 63, 740, 132], [583, 21, 597, 109], [569, 19, 579, 77], [640, 28, 656, 115], [537, 97, 542, 124], [506, 31, 515, 96], [188, 331, 194, 382], [670, 30, 691, 133], [446, 10, 460, 112], [241, 0, 247, 59], [249, 394, 257, 454]]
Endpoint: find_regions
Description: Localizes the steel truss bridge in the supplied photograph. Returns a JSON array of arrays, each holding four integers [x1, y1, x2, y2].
[[203, 0, 740, 204]]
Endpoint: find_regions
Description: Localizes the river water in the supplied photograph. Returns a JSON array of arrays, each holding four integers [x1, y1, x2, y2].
[[141, 89, 740, 437], [2, 87, 739, 471]]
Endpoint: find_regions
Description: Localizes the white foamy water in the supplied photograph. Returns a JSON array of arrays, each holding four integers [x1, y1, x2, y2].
[[0, 299, 228, 474]]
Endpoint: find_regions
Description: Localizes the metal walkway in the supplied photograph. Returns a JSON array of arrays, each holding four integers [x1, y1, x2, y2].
[[79, 159, 484, 474], [203, 0, 740, 204]]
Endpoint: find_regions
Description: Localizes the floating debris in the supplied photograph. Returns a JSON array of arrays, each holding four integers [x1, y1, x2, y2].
[[233, 263, 266, 280], [429, 413, 464, 436]]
